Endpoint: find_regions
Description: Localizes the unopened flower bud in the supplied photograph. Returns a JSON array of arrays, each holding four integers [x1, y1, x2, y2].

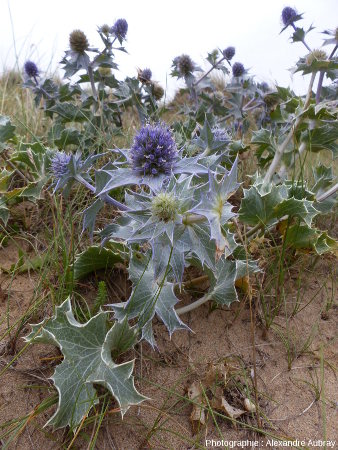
[[69, 30, 89, 54], [152, 82, 164, 100], [151, 192, 178, 222], [98, 67, 112, 77], [100, 24, 111, 36], [305, 49, 327, 66]]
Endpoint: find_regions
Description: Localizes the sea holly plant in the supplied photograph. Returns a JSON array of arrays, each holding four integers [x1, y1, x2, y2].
[[0, 115, 55, 225], [22, 20, 165, 153], [12, 5, 337, 433]]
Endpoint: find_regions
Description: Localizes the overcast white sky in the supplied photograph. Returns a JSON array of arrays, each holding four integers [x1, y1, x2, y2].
[[0, 0, 337, 98]]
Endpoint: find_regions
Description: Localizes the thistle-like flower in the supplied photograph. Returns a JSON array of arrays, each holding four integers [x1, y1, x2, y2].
[[232, 62, 245, 77], [138, 68, 152, 83], [152, 82, 164, 100], [69, 30, 89, 54], [212, 127, 231, 143], [24, 61, 39, 79], [177, 54, 194, 76], [98, 67, 112, 77], [259, 81, 269, 92], [223, 46, 235, 61], [50, 151, 71, 180], [281, 6, 298, 26], [305, 49, 327, 66], [99, 24, 111, 36], [151, 192, 178, 222], [111, 19, 128, 41], [130, 123, 177, 176]]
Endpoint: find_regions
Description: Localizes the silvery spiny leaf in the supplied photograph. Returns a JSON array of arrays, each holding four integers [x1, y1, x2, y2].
[[239, 183, 288, 227], [204, 257, 238, 306], [25, 298, 145, 429], [239, 180, 320, 228], [189, 158, 240, 257], [321, 28, 338, 46], [152, 221, 217, 285], [108, 252, 188, 347], [95, 153, 209, 194], [311, 164, 336, 214]]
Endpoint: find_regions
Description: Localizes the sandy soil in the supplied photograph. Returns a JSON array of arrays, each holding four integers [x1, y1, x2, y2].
[[0, 241, 337, 449]]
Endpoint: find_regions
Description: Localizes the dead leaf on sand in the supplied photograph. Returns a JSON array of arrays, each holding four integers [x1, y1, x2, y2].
[[187, 381, 206, 433]]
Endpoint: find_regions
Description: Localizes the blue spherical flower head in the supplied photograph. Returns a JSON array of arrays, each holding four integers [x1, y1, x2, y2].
[[223, 46, 235, 61], [51, 151, 71, 180], [24, 61, 39, 79], [130, 123, 177, 177], [138, 68, 152, 83], [177, 54, 194, 76], [232, 62, 245, 77], [111, 19, 128, 41], [281, 7, 298, 26]]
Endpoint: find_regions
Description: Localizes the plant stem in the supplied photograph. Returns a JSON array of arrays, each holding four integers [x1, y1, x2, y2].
[[315, 44, 337, 104], [244, 223, 264, 239], [263, 71, 316, 185], [181, 275, 209, 289], [193, 56, 226, 87], [316, 183, 338, 202], [243, 102, 264, 113], [87, 65, 98, 101], [176, 293, 212, 315], [75, 175, 129, 211], [278, 140, 306, 179], [0, 151, 29, 182], [182, 213, 206, 225]]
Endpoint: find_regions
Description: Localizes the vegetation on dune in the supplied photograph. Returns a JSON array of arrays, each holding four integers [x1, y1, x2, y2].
[[0, 7, 337, 448]]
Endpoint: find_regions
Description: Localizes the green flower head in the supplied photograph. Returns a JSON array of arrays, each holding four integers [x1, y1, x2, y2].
[[151, 192, 178, 222]]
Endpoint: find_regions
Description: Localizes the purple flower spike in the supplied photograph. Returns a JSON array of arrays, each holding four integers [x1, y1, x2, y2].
[[24, 61, 39, 79], [111, 19, 128, 40], [51, 151, 71, 180], [223, 46, 235, 60], [232, 62, 245, 77], [130, 123, 177, 177], [281, 7, 298, 26]]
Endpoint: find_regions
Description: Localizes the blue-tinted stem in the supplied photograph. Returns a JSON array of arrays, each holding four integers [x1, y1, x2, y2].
[[194, 56, 226, 87], [75, 175, 129, 211], [315, 44, 337, 104], [32, 77, 53, 100], [243, 101, 264, 112]]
